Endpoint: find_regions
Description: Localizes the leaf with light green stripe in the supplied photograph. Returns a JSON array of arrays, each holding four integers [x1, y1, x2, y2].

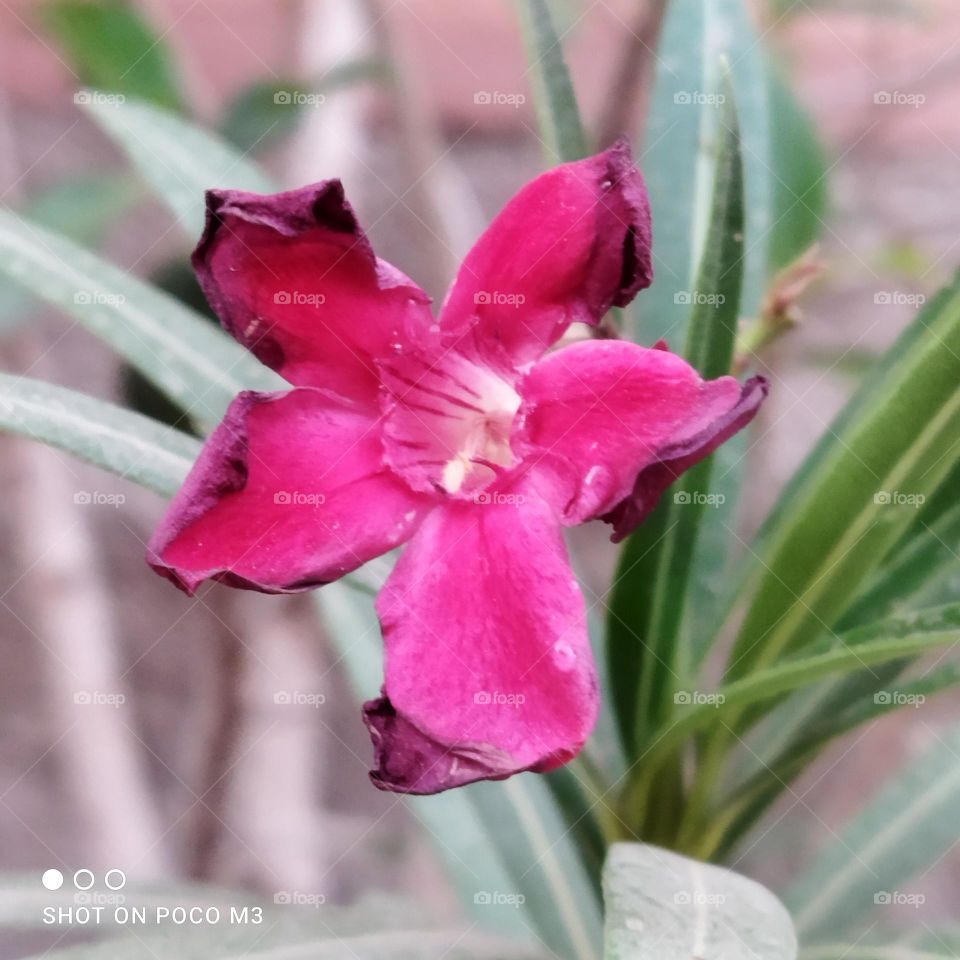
[[0, 209, 281, 429], [602, 843, 796, 960], [607, 74, 744, 757], [785, 721, 960, 943], [516, 0, 588, 162], [713, 662, 960, 861], [726, 270, 960, 683], [622, 604, 960, 824], [82, 94, 276, 239], [0, 375, 198, 496], [637, 0, 771, 346]]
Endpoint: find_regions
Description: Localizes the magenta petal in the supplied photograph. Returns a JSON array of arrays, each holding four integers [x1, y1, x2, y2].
[[148, 389, 436, 595], [194, 181, 433, 405], [440, 139, 653, 371], [514, 340, 767, 538], [364, 489, 598, 794], [603, 375, 768, 540]]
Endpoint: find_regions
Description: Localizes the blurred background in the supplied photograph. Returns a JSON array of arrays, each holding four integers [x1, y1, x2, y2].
[[0, 0, 958, 948]]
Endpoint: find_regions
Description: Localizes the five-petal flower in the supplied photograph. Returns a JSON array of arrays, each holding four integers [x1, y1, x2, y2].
[[148, 140, 766, 795]]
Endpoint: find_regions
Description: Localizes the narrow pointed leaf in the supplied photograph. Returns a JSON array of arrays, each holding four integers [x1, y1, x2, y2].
[[0, 375, 198, 495], [0, 209, 281, 428], [607, 75, 745, 754], [516, 0, 589, 162], [82, 94, 275, 238], [785, 722, 960, 943]]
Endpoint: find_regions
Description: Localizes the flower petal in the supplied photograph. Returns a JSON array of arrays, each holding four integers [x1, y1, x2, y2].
[[514, 339, 767, 539], [440, 139, 652, 372], [148, 388, 436, 595], [364, 486, 598, 794], [194, 181, 433, 405]]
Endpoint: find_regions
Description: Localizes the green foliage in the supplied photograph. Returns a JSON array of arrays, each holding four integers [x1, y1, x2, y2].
[[44, 0, 185, 110]]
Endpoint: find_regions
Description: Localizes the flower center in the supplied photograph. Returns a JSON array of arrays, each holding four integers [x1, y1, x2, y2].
[[380, 351, 521, 497]]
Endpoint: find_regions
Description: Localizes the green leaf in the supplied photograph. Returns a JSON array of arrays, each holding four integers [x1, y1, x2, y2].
[[44, 1, 184, 111], [622, 604, 960, 829], [0, 374, 198, 495], [219, 60, 391, 154], [602, 843, 797, 960], [607, 74, 745, 757], [318, 584, 602, 960], [516, 0, 588, 162], [0, 208, 281, 429], [715, 662, 960, 860], [767, 67, 828, 270], [637, 0, 772, 345], [82, 94, 276, 239], [784, 722, 960, 943], [0, 174, 142, 333], [726, 271, 960, 683]]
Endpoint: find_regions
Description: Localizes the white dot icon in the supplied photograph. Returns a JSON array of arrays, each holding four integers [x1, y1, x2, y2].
[[41, 869, 64, 891]]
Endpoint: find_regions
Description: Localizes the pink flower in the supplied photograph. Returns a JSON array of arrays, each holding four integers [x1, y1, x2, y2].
[[148, 141, 766, 795]]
